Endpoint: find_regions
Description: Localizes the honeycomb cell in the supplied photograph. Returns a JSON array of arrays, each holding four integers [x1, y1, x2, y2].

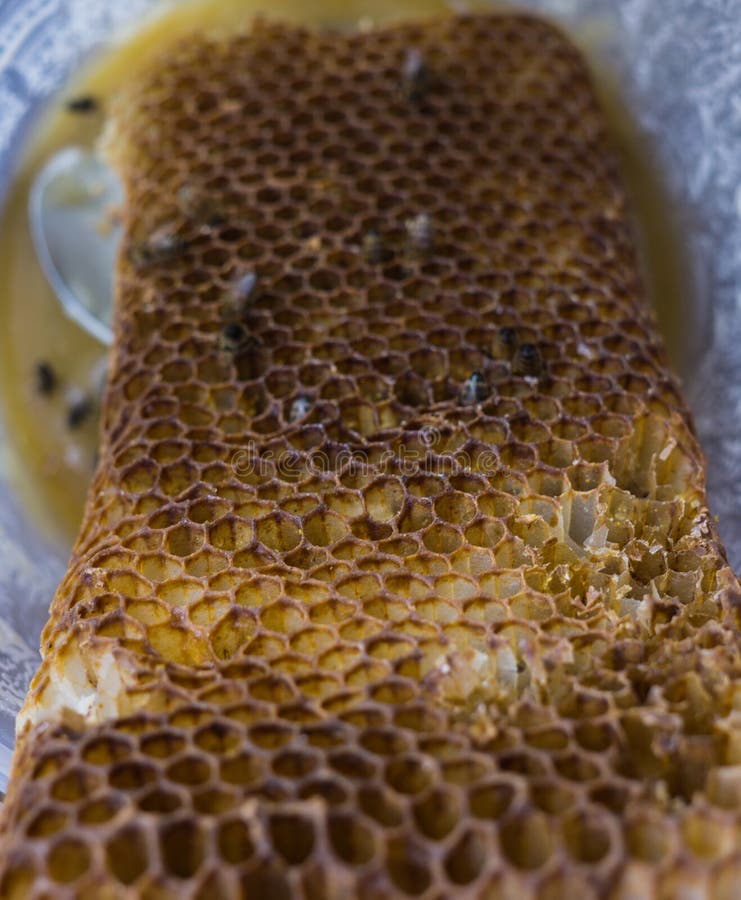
[[160, 819, 206, 879], [386, 836, 432, 895], [303, 509, 349, 546], [255, 513, 301, 552], [0, 861, 35, 900], [217, 818, 254, 865], [109, 760, 158, 791], [166, 754, 211, 786], [138, 789, 182, 814], [328, 813, 376, 865], [269, 811, 316, 865], [106, 825, 149, 885], [51, 767, 101, 802], [166, 523, 205, 557], [500, 810, 554, 870], [444, 827, 487, 885], [25, 807, 68, 838], [78, 795, 124, 825], [562, 808, 613, 864], [413, 785, 461, 840], [48, 837, 91, 884]]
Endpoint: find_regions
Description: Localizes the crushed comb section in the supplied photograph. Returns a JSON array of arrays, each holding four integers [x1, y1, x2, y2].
[[1, 12, 739, 899]]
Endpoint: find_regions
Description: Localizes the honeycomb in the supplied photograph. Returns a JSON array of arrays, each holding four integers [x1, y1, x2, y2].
[[1, 12, 740, 899]]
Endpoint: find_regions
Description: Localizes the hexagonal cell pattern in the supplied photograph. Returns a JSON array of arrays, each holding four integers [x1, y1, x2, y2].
[[1, 12, 739, 900]]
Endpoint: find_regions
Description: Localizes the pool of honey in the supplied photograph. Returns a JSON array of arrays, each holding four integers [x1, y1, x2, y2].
[[0, 0, 695, 551]]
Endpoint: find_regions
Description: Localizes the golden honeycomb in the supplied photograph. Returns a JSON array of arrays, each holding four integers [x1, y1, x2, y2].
[[1, 12, 740, 899]]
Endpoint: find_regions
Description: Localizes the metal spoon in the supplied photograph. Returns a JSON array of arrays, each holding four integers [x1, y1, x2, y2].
[[28, 146, 123, 346]]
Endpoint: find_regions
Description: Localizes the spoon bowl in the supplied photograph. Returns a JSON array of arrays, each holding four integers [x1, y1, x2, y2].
[[28, 146, 122, 346]]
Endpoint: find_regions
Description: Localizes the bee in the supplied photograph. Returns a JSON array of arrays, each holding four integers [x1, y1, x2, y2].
[[128, 226, 186, 269], [460, 371, 489, 405], [34, 361, 57, 396], [405, 212, 434, 258], [177, 184, 225, 228], [66, 391, 94, 429], [498, 326, 518, 357], [362, 229, 387, 264], [66, 95, 98, 114], [512, 343, 543, 378], [219, 321, 250, 352], [226, 271, 260, 317], [403, 48, 428, 102], [289, 395, 312, 422]]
